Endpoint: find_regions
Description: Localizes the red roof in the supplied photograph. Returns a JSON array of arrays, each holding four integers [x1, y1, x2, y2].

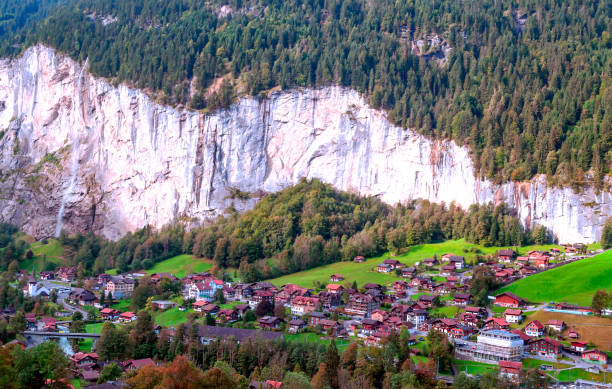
[[327, 284, 343, 291], [583, 349, 607, 356], [527, 320, 544, 329], [71, 352, 99, 362], [511, 329, 532, 342], [504, 309, 522, 316], [541, 337, 562, 347], [132, 358, 155, 368], [486, 317, 509, 326], [495, 292, 524, 302], [498, 360, 522, 369]]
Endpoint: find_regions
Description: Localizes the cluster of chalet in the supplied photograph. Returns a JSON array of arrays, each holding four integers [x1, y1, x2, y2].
[[211, 271, 483, 345], [22, 266, 78, 298], [489, 292, 607, 365], [181, 276, 440, 344], [66, 351, 156, 385], [417, 306, 487, 340], [421, 254, 466, 276], [495, 246, 583, 280], [376, 259, 404, 273], [181, 272, 224, 302], [95, 274, 135, 298]]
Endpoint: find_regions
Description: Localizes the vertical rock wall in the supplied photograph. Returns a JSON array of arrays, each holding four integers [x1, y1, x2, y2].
[[0, 46, 609, 242]]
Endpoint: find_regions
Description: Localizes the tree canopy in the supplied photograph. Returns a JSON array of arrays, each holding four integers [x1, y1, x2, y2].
[[0, 0, 609, 185]]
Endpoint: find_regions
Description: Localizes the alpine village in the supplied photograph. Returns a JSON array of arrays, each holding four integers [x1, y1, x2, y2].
[[0, 1, 611, 389]]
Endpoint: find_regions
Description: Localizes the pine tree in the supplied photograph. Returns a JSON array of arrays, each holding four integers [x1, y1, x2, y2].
[[324, 339, 340, 389]]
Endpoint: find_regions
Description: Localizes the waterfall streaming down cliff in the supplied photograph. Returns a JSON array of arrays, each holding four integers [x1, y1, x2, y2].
[[0, 45, 610, 242], [55, 137, 80, 237]]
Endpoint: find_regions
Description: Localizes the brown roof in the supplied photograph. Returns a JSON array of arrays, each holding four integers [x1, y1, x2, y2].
[[126, 358, 155, 369]]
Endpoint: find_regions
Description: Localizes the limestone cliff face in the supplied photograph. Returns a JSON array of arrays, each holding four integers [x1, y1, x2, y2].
[[0, 46, 609, 243]]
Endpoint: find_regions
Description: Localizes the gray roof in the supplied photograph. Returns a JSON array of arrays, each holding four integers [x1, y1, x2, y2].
[[198, 325, 283, 342]]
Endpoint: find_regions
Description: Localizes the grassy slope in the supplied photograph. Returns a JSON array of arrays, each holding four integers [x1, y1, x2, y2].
[[111, 300, 131, 311], [284, 332, 352, 351], [453, 359, 498, 375], [268, 239, 561, 287], [153, 307, 192, 327], [146, 254, 212, 278], [555, 368, 612, 384], [19, 239, 65, 272], [497, 250, 612, 306], [85, 322, 104, 334]]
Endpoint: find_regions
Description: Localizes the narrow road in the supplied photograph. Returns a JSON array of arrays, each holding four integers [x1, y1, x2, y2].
[[58, 293, 88, 317]]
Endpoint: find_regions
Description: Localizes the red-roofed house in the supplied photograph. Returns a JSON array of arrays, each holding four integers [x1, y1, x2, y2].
[[119, 311, 137, 323], [483, 317, 510, 330], [498, 360, 522, 379], [201, 304, 220, 315], [192, 300, 207, 312], [534, 256, 550, 268], [531, 337, 562, 357], [290, 296, 320, 316], [547, 320, 565, 332], [123, 358, 155, 370], [504, 309, 523, 324], [217, 308, 239, 323], [494, 292, 525, 308], [393, 281, 410, 294], [326, 284, 344, 294], [449, 325, 474, 339], [525, 320, 544, 337], [498, 250, 515, 262], [329, 274, 344, 282], [258, 316, 283, 330], [571, 341, 587, 353], [582, 349, 608, 364], [70, 352, 99, 367], [516, 256, 529, 264], [440, 264, 455, 276], [100, 308, 120, 321], [453, 293, 471, 306]]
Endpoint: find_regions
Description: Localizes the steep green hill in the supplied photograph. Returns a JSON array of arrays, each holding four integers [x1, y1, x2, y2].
[[1, 0, 609, 184], [497, 250, 612, 306], [145, 254, 212, 278]]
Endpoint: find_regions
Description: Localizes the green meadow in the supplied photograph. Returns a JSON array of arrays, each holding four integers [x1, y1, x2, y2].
[[18, 239, 65, 273], [497, 249, 612, 306], [146, 254, 212, 278], [153, 307, 192, 327]]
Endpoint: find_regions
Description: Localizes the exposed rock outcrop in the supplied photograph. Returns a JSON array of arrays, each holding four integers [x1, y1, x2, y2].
[[0, 46, 609, 242]]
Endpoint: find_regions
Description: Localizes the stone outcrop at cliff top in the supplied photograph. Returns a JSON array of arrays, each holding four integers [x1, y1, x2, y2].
[[0, 46, 609, 243]]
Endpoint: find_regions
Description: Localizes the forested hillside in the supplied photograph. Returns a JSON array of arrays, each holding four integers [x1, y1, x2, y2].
[[10, 180, 544, 282], [1, 0, 610, 185]]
